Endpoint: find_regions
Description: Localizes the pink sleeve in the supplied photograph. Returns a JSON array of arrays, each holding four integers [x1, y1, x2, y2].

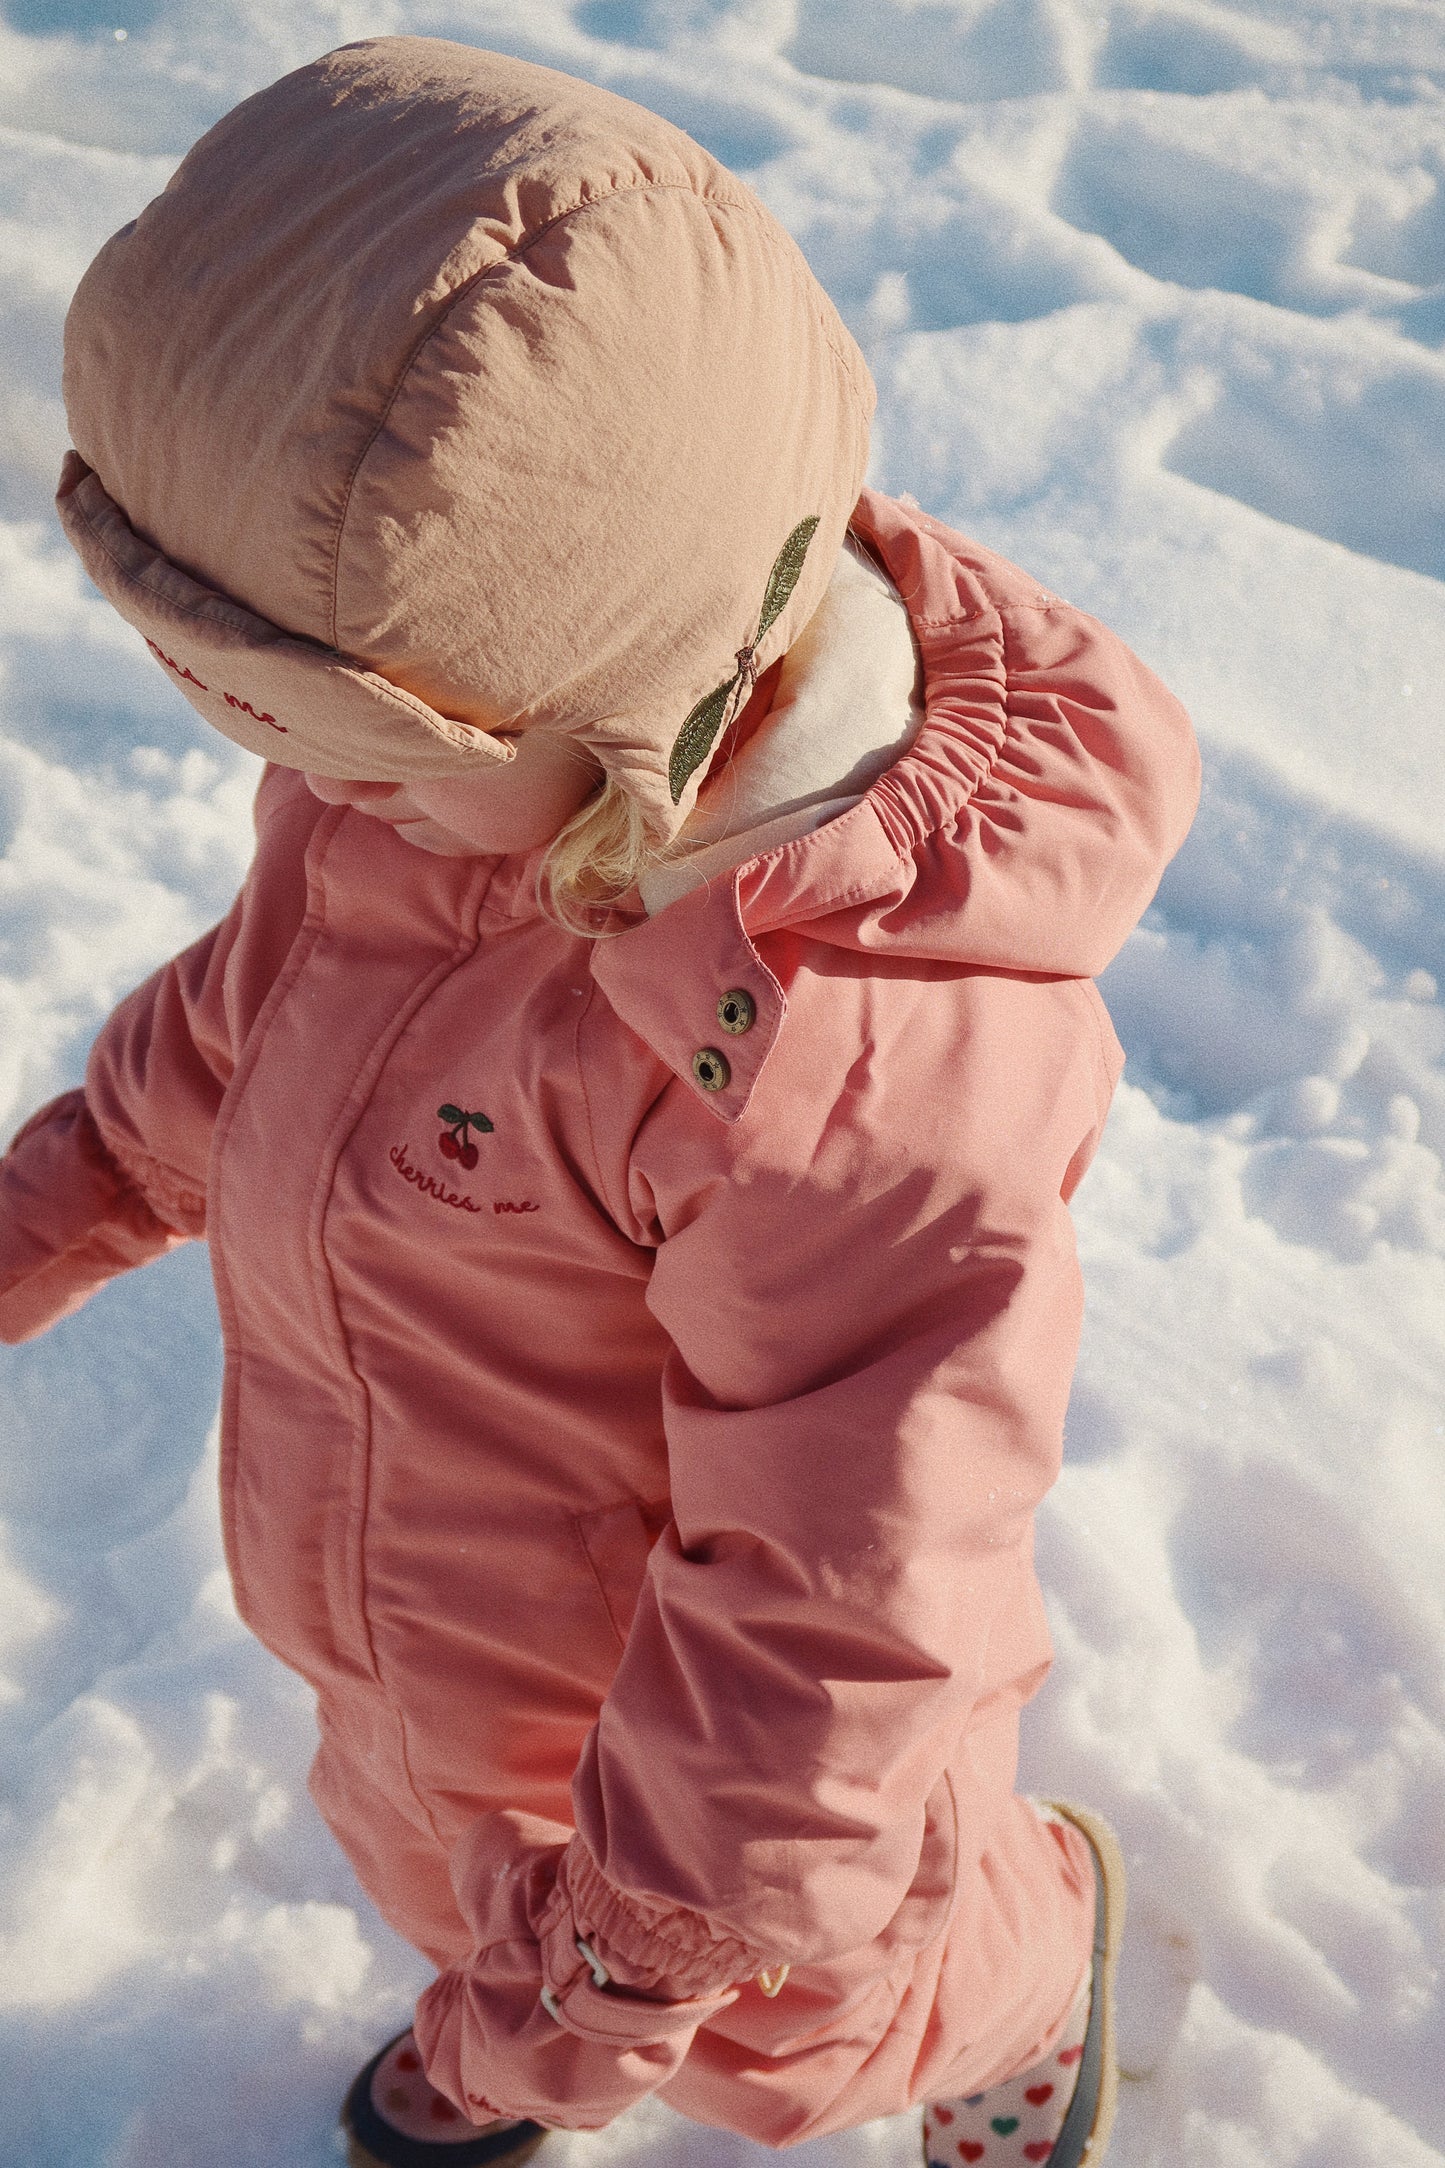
[[0, 766, 317, 1344], [0, 1089, 191, 1343], [416, 965, 1117, 2127], [0, 901, 240, 1344], [570, 994, 1106, 1983]]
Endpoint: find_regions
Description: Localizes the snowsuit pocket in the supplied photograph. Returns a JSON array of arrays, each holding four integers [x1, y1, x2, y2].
[[574, 1496, 671, 1652]]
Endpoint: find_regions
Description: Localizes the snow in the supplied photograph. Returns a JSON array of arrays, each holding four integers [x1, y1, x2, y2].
[[1, 0, 1443, 2161]]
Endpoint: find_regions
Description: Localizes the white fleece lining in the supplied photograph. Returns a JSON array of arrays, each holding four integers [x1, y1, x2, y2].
[[639, 536, 924, 915]]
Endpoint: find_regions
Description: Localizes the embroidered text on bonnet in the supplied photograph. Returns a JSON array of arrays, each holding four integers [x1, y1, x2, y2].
[[56, 36, 874, 833]]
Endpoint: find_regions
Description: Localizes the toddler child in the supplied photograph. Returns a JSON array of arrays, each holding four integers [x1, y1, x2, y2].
[[0, 37, 1199, 2168]]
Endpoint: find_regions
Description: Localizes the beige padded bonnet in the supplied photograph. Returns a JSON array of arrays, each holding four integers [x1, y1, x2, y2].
[[59, 37, 874, 832]]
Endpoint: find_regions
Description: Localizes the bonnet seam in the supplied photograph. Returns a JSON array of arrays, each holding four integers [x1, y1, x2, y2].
[[327, 177, 774, 649], [711, 195, 874, 431]]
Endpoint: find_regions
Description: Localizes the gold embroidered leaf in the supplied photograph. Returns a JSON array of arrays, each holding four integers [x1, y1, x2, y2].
[[755, 515, 820, 644], [668, 677, 734, 804]]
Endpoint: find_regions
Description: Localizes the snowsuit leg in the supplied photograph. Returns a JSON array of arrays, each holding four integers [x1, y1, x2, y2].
[[309, 1743, 476, 1973], [661, 1706, 1095, 2146], [315, 1698, 1093, 2148]]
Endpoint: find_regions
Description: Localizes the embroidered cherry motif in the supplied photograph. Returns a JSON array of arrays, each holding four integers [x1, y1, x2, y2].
[[437, 1104, 494, 1169]]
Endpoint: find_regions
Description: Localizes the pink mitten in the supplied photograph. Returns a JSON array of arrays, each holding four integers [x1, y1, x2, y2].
[[0, 1091, 186, 1343], [414, 1811, 741, 2132]]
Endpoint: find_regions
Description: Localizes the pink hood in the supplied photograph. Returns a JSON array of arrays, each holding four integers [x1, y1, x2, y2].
[[745, 491, 1192, 979], [586, 490, 1200, 1146]]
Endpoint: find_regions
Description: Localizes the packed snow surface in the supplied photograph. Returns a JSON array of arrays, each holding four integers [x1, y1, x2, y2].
[[1, 2, 1443, 2163]]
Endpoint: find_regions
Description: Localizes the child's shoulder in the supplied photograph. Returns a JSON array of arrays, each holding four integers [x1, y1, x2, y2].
[[857, 489, 1098, 639], [900, 497, 1064, 616]]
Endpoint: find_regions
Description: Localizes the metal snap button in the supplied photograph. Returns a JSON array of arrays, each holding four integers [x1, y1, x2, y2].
[[717, 988, 756, 1034], [692, 1048, 731, 1091]]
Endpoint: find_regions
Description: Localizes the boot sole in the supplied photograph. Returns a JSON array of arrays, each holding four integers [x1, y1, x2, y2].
[[345, 2130, 548, 2168], [341, 2033, 550, 2168], [1041, 1800, 1128, 2168]]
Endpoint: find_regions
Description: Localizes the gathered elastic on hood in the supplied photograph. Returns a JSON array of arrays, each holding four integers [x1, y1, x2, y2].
[[733, 490, 1201, 979], [57, 36, 873, 836]]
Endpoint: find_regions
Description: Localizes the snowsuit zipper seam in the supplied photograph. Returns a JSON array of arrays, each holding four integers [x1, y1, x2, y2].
[[313, 852, 499, 1843], [310, 860, 495, 1699]]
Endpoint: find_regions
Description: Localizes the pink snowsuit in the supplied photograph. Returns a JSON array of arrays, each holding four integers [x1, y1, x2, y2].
[[0, 485, 1199, 2140]]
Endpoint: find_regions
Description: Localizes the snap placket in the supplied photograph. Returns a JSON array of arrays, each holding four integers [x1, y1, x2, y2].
[[587, 869, 788, 1121], [716, 989, 755, 1034]]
